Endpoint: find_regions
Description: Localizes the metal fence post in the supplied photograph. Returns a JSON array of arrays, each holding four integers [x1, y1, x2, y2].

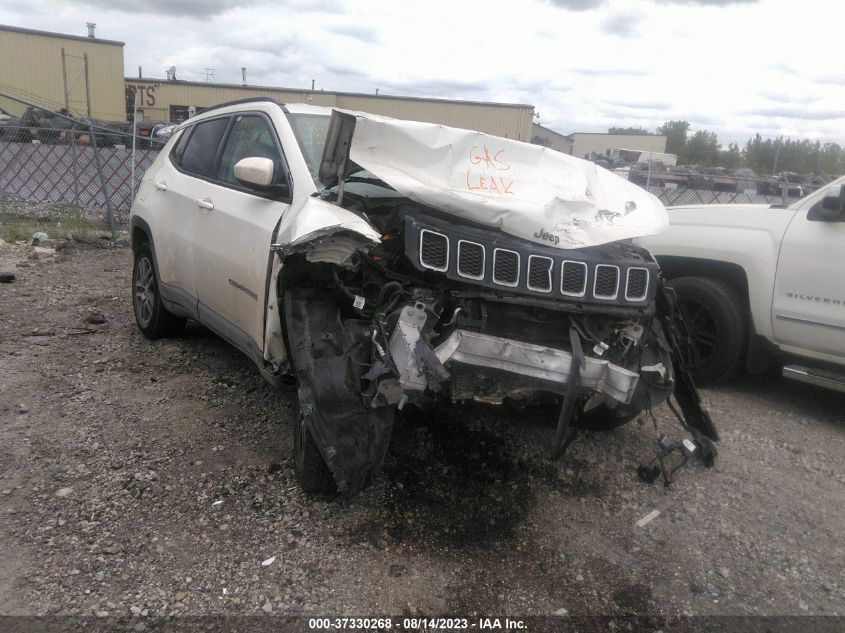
[[90, 124, 116, 240], [70, 130, 80, 207]]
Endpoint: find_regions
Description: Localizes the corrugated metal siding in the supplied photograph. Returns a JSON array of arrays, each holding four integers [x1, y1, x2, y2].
[[126, 80, 534, 140], [0, 28, 124, 120]]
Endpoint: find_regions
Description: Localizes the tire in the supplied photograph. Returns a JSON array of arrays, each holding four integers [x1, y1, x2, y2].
[[575, 403, 638, 431], [132, 243, 186, 339], [668, 276, 748, 385], [293, 406, 336, 494]]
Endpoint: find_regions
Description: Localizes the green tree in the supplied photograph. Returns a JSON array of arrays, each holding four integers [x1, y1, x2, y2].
[[683, 130, 720, 165], [656, 120, 690, 155], [720, 142, 742, 169]]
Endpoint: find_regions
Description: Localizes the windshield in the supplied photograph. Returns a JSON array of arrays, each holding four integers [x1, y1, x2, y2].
[[286, 113, 330, 183], [286, 111, 400, 196]]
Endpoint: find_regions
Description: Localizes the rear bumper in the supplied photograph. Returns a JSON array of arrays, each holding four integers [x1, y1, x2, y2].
[[434, 329, 639, 404]]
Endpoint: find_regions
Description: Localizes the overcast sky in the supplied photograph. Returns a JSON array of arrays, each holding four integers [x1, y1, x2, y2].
[[2, 0, 843, 145]]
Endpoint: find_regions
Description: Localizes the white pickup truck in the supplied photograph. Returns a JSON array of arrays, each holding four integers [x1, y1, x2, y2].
[[638, 176, 845, 391]]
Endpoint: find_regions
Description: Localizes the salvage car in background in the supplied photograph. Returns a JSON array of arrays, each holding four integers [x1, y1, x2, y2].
[[129, 99, 716, 493], [639, 176, 845, 389]]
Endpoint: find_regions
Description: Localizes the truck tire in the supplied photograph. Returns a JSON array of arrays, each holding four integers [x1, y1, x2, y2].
[[293, 407, 336, 494], [132, 243, 186, 339], [667, 276, 747, 385]]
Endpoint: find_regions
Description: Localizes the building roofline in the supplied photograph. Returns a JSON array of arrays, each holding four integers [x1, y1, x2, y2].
[[0, 24, 124, 46], [569, 131, 666, 138], [125, 77, 534, 110], [532, 123, 573, 142]]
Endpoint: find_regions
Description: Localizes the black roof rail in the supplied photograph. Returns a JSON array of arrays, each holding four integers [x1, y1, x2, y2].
[[197, 96, 282, 115]]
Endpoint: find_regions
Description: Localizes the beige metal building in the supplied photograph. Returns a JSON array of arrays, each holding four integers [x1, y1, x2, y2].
[[570, 132, 667, 160], [531, 123, 574, 154], [125, 78, 534, 140], [0, 23, 534, 139], [0, 24, 125, 120]]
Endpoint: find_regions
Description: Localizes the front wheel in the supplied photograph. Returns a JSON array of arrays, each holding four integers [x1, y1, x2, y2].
[[667, 276, 748, 385], [132, 243, 186, 339]]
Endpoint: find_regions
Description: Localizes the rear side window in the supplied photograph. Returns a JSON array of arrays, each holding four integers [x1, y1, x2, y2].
[[179, 118, 229, 177], [170, 128, 191, 164]]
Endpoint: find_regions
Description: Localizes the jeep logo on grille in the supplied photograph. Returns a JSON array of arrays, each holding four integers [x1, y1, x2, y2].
[[533, 227, 560, 246]]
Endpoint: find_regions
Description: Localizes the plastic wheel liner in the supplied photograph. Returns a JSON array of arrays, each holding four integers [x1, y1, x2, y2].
[[284, 288, 394, 493]]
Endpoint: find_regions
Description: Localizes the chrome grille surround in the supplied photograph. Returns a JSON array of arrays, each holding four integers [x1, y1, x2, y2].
[[593, 264, 620, 300], [526, 255, 553, 293], [560, 260, 588, 297], [419, 229, 449, 272], [456, 239, 485, 280], [492, 248, 520, 287]]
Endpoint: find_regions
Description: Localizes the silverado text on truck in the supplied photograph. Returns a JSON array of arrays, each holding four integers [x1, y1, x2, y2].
[[638, 176, 845, 389], [130, 98, 716, 494]]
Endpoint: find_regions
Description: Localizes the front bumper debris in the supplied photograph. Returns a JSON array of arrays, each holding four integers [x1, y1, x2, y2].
[[434, 329, 640, 404]]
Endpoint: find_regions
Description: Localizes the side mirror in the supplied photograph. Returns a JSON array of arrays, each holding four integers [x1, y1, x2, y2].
[[818, 185, 845, 221], [234, 156, 275, 188]]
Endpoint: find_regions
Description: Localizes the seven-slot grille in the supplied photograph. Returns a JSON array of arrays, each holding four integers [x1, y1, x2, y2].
[[561, 260, 588, 296], [414, 227, 652, 304], [625, 267, 649, 301], [419, 229, 448, 271]]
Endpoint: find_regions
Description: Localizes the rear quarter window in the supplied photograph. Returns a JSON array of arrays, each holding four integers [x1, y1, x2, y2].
[[178, 117, 229, 177]]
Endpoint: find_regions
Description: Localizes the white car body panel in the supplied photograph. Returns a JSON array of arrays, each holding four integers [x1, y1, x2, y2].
[[638, 176, 845, 365], [771, 185, 845, 360], [638, 205, 796, 340]]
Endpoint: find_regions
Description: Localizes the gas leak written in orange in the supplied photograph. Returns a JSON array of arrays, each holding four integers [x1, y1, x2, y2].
[[465, 145, 514, 195]]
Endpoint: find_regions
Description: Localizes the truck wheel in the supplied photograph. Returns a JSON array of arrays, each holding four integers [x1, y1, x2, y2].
[[667, 276, 747, 385], [132, 243, 186, 339], [293, 407, 336, 494]]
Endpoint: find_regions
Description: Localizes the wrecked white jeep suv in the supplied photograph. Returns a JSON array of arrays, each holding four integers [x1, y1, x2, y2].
[[130, 98, 716, 493]]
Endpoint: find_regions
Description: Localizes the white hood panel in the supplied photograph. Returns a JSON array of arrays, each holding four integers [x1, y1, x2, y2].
[[335, 111, 669, 249]]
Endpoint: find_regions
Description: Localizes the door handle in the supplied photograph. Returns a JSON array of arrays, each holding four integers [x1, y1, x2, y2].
[[197, 198, 214, 211], [154, 181, 167, 191]]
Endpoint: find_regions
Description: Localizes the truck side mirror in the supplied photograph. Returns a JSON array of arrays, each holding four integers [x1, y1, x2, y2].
[[817, 185, 845, 221]]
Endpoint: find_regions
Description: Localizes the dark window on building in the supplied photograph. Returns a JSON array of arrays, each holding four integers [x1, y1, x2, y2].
[[179, 118, 229, 178]]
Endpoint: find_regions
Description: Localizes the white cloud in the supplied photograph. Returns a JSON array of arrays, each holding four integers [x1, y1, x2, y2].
[[0, 0, 842, 144]]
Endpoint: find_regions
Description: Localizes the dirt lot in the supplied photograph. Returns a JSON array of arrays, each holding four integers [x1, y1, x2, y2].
[[1, 242, 843, 623]]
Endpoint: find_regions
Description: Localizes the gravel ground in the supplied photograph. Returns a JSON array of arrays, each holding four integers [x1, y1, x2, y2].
[[0, 242, 843, 623]]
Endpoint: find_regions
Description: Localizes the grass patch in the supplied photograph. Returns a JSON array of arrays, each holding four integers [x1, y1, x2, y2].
[[0, 195, 118, 242]]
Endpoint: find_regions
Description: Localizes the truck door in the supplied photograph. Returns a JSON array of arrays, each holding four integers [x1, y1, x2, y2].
[[772, 181, 845, 360]]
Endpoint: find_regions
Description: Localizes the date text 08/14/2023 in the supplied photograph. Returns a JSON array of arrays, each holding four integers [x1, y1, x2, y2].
[[308, 617, 527, 630]]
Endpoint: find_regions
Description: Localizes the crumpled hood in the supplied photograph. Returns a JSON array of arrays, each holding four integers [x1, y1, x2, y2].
[[319, 109, 668, 249]]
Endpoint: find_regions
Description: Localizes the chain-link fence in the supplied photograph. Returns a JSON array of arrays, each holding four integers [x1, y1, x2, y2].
[[647, 185, 791, 206], [0, 92, 164, 242], [1, 91, 834, 244]]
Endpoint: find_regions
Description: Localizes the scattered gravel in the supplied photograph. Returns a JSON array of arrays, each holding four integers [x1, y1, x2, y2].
[[0, 242, 843, 618]]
